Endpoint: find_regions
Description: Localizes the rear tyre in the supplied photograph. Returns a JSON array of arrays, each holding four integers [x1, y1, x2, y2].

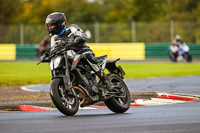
[[104, 74, 131, 113], [50, 78, 79, 116], [186, 54, 192, 62]]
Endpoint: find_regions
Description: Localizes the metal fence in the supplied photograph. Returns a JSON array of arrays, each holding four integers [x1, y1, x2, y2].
[[0, 21, 199, 44]]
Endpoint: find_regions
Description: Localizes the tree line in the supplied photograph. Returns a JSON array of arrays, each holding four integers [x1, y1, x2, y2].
[[0, 0, 200, 24]]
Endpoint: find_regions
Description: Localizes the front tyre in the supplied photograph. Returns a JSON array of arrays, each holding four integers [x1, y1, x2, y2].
[[50, 78, 79, 116], [104, 74, 131, 113], [169, 52, 177, 62]]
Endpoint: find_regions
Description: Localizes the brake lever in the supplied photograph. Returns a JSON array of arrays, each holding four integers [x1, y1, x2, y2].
[[37, 43, 73, 66], [37, 57, 48, 65], [37, 52, 52, 65], [37, 61, 42, 65]]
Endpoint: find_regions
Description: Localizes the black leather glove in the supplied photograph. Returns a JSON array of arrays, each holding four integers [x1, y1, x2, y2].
[[74, 36, 82, 44], [40, 52, 49, 62]]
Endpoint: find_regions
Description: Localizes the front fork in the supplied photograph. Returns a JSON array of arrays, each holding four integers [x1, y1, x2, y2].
[[51, 52, 75, 95]]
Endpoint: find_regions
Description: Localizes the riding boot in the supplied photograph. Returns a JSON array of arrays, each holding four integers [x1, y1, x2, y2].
[[84, 53, 113, 91], [97, 70, 113, 91]]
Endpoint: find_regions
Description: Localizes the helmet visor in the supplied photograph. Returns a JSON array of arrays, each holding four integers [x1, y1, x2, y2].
[[47, 24, 55, 30]]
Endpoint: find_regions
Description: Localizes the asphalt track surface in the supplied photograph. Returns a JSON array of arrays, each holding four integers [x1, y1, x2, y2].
[[1, 76, 200, 133], [126, 75, 200, 95], [23, 76, 200, 96], [0, 102, 200, 133]]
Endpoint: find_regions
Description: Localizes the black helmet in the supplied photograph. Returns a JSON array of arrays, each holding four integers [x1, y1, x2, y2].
[[45, 12, 66, 35]]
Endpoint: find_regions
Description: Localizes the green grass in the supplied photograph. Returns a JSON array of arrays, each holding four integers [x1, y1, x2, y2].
[[119, 62, 200, 78], [0, 61, 200, 86], [0, 62, 51, 86]]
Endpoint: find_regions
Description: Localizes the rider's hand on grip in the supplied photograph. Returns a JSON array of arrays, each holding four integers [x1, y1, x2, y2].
[[74, 36, 81, 44], [40, 52, 49, 62]]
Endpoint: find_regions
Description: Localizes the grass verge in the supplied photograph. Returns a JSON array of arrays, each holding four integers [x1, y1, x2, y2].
[[120, 62, 200, 78], [0, 61, 200, 86]]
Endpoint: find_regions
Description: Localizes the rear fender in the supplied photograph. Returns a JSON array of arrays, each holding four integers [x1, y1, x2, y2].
[[105, 58, 126, 79]]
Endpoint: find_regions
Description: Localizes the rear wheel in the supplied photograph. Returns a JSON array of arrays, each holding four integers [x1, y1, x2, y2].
[[186, 54, 192, 62], [104, 74, 131, 113], [50, 78, 79, 116]]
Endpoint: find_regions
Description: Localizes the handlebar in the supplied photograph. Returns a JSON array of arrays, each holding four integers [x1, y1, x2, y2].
[[37, 48, 65, 65], [37, 42, 74, 65]]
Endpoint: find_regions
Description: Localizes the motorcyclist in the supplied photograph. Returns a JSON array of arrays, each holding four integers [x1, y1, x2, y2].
[[169, 35, 192, 62], [174, 35, 190, 56], [45, 12, 112, 91]]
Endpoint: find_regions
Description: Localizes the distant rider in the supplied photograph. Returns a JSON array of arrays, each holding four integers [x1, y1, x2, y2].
[[174, 35, 189, 56], [37, 36, 50, 57]]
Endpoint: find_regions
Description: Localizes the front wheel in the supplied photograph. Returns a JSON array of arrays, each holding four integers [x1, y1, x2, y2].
[[169, 52, 177, 62], [50, 78, 79, 116], [104, 74, 131, 113]]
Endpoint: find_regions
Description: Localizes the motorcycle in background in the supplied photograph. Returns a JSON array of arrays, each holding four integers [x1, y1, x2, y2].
[[169, 43, 192, 62]]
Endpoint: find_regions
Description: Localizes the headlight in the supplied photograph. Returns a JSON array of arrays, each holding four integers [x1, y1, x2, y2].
[[54, 56, 62, 69], [49, 56, 62, 70], [49, 60, 53, 70]]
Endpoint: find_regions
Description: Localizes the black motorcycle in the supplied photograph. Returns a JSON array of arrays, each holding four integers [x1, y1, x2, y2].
[[38, 42, 131, 116]]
